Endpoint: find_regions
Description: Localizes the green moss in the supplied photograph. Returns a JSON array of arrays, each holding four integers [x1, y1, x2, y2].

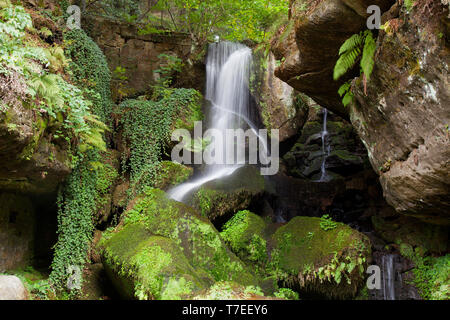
[[220, 210, 268, 265], [119, 89, 202, 199], [101, 224, 208, 300], [18, 116, 47, 161], [120, 188, 256, 287], [269, 216, 371, 299], [5, 266, 50, 300], [153, 161, 193, 190], [330, 150, 361, 162], [399, 248, 449, 300], [192, 166, 266, 221]]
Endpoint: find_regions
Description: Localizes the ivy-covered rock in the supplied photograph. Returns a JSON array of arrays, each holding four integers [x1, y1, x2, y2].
[[191, 166, 268, 222], [99, 188, 257, 299], [153, 161, 193, 191], [117, 88, 203, 199], [270, 216, 371, 299]]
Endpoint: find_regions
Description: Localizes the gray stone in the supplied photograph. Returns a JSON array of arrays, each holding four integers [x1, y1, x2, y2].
[[0, 275, 28, 300]]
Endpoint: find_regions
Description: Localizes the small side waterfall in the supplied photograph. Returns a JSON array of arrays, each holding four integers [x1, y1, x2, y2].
[[318, 108, 330, 182], [168, 42, 259, 202], [382, 254, 396, 300]]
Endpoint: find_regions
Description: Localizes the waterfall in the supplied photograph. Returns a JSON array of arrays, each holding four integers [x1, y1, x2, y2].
[[382, 254, 396, 300], [319, 108, 330, 182], [168, 42, 256, 202]]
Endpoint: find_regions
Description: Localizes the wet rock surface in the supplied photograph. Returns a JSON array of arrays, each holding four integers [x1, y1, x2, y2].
[[283, 108, 368, 180]]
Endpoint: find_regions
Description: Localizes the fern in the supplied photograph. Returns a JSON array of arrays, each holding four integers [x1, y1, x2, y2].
[[45, 46, 69, 73], [334, 30, 377, 105], [334, 33, 364, 81], [30, 73, 63, 107], [361, 31, 376, 82]]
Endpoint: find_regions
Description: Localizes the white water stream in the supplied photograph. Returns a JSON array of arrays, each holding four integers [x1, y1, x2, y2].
[[168, 42, 261, 202]]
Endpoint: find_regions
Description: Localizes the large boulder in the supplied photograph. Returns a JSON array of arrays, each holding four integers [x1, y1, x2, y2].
[[349, 2, 450, 224], [272, 0, 394, 119], [0, 275, 28, 300], [99, 188, 257, 300], [271, 216, 371, 299]]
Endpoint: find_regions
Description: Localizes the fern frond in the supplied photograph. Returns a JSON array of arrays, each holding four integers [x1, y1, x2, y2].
[[338, 33, 364, 55], [360, 31, 376, 81], [333, 46, 361, 80]]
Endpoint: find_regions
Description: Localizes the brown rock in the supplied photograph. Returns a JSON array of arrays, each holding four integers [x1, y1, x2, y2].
[[349, 2, 450, 224]]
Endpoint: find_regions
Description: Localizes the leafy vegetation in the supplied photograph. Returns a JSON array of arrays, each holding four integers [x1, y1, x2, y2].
[[274, 288, 299, 300], [400, 245, 449, 300], [119, 88, 201, 199], [319, 214, 337, 231], [333, 30, 377, 106], [86, 0, 289, 46], [46, 9, 114, 295]]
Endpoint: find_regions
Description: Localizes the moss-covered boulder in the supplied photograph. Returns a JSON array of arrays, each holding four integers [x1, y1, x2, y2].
[[191, 166, 269, 222], [153, 161, 193, 191], [99, 188, 257, 299], [220, 210, 269, 266], [270, 216, 371, 299], [101, 224, 210, 300]]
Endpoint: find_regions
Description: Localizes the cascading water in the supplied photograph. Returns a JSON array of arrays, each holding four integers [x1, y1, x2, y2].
[[318, 108, 330, 182], [168, 42, 259, 202], [382, 254, 396, 300]]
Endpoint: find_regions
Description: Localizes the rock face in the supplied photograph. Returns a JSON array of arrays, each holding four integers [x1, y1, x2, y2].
[[272, 0, 394, 119], [0, 103, 71, 194], [252, 51, 309, 143], [0, 194, 35, 272], [0, 275, 28, 300], [272, 0, 449, 224], [349, 2, 450, 224], [83, 15, 193, 99], [99, 188, 257, 300]]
